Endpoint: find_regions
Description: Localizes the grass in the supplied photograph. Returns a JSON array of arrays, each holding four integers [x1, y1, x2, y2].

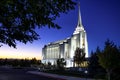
[[42, 69, 87, 78], [41, 69, 105, 80]]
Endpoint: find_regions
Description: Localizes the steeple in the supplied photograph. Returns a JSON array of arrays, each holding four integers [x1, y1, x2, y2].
[[77, 2, 82, 27], [73, 2, 84, 35]]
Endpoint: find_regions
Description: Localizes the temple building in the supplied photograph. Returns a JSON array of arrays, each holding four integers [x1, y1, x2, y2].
[[42, 4, 88, 67]]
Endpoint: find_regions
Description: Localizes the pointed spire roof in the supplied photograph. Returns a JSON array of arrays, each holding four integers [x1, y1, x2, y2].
[[73, 2, 84, 35], [77, 2, 82, 27]]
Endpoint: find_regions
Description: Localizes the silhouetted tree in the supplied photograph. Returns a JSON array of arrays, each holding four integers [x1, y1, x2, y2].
[[88, 48, 105, 78], [74, 47, 85, 67], [57, 58, 66, 70], [47, 62, 52, 69], [31, 58, 38, 65], [48, 62, 51, 66], [3, 58, 9, 65], [0, 0, 76, 48], [12, 59, 19, 67], [19, 59, 26, 67], [0, 58, 41, 67], [98, 40, 120, 80]]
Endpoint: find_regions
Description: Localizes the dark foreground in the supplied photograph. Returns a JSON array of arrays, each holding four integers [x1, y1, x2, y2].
[[0, 67, 57, 80]]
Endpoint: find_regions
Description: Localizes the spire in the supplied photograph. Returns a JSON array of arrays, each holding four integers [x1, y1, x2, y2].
[[73, 2, 84, 35], [77, 2, 82, 27]]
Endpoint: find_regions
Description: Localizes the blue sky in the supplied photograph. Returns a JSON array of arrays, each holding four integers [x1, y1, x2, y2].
[[0, 0, 120, 59]]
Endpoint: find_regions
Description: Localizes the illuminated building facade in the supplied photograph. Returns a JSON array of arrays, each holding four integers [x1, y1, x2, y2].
[[42, 4, 88, 67]]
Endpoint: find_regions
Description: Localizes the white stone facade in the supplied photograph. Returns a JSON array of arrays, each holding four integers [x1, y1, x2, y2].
[[42, 5, 88, 67]]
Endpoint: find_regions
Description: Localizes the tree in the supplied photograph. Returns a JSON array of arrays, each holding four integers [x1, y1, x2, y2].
[[57, 58, 66, 70], [88, 48, 105, 78], [0, 0, 76, 48], [31, 57, 38, 65], [74, 47, 86, 67], [98, 40, 120, 80]]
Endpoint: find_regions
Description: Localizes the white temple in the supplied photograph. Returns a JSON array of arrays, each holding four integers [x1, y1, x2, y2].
[[42, 4, 88, 67]]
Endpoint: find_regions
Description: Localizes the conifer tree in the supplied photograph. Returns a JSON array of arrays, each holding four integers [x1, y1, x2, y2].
[[98, 40, 120, 80]]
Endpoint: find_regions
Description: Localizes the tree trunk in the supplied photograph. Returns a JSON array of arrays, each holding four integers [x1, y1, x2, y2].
[[106, 69, 111, 80]]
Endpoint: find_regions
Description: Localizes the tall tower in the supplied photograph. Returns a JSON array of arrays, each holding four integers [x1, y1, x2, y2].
[[72, 3, 88, 57]]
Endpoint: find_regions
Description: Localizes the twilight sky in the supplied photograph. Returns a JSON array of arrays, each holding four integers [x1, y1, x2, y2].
[[0, 0, 120, 59]]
